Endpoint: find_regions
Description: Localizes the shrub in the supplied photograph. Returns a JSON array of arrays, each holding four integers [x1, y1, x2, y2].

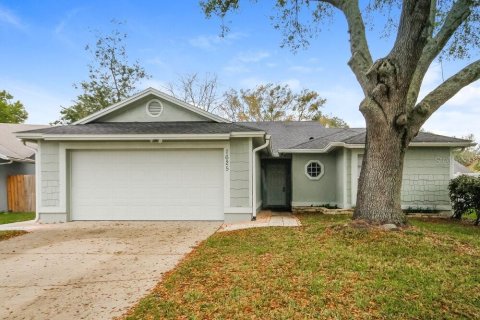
[[448, 175, 480, 225]]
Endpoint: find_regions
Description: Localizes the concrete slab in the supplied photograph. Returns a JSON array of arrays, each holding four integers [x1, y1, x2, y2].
[[0, 221, 221, 320], [219, 211, 301, 232]]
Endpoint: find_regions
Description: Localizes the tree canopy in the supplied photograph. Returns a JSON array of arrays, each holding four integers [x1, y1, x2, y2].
[[223, 83, 328, 121], [55, 21, 149, 124], [0, 90, 28, 124]]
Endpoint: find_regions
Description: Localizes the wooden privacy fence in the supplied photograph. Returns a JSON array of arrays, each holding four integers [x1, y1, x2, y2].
[[7, 175, 35, 212]]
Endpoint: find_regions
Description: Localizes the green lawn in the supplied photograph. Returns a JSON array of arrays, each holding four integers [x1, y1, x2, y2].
[[0, 212, 35, 225], [125, 214, 480, 319]]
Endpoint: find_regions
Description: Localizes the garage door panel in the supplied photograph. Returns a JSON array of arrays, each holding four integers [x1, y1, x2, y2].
[[70, 149, 224, 220]]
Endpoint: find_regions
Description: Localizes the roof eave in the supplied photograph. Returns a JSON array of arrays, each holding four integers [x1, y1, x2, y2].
[[279, 141, 475, 153], [15, 132, 266, 141]]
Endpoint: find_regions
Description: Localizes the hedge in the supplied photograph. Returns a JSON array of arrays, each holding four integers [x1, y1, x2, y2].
[[448, 175, 480, 225]]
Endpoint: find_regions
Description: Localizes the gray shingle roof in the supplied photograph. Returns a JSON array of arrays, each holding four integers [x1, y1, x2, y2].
[[238, 121, 355, 155], [1, 123, 48, 161], [17, 121, 473, 156], [454, 160, 472, 174], [17, 122, 262, 135], [289, 128, 472, 151]]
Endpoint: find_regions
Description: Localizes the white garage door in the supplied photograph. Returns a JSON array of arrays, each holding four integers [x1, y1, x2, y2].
[[70, 149, 224, 220]]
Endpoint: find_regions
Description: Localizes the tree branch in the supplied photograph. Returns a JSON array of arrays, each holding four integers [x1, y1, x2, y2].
[[409, 59, 480, 137], [322, 0, 373, 93], [406, 0, 473, 110], [389, 0, 432, 90]]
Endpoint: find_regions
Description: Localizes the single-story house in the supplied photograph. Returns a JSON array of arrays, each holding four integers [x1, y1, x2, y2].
[[16, 88, 474, 223], [1, 123, 48, 212]]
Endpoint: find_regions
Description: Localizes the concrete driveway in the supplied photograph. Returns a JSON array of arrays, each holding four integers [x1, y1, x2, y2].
[[0, 221, 221, 320]]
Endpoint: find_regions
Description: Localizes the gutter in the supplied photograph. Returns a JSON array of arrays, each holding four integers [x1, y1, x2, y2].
[[278, 141, 476, 154], [251, 135, 271, 221]]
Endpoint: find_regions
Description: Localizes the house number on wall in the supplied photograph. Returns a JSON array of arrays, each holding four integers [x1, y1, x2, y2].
[[435, 156, 449, 165], [225, 150, 230, 171]]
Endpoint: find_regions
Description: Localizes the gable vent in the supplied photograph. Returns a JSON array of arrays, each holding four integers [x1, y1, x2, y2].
[[146, 99, 164, 117]]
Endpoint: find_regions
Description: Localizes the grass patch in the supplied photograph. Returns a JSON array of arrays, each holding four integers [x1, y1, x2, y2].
[[0, 230, 27, 241], [125, 214, 480, 320], [0, 212, 34, 224]]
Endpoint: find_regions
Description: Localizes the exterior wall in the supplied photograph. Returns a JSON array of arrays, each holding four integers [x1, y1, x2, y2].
[[37, 141, 66, 223], [40, 142, 60, 208], [335, 150, 345, 208], [229, 138, 250, 208], [96, 95, 210, 122], [255, 152, 262, 211], [346, 149, 352, 207], [0, 162, 35, 212], [37, 139, 251, 223], [350, 147, 452, 210], [291, 153, 338, 207], [401, 147, 452, 210]]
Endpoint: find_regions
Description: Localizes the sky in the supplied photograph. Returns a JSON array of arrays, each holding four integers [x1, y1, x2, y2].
[[0, 0, 479, 141]]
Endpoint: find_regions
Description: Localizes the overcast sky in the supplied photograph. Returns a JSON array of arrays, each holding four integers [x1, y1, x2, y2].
[[1, 1, 479, 141]]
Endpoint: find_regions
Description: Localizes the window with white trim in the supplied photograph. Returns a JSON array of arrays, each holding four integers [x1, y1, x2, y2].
[[305, 160, 324, 180], [146, 99, 164, 117]]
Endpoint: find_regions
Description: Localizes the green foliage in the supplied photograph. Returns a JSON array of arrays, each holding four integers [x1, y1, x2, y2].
[[201, 1, 480, 59], [223, 83, 342, 124], [0, 90, 28, 123], [448, 175, 480, 225], [55, 21, 149, 124]]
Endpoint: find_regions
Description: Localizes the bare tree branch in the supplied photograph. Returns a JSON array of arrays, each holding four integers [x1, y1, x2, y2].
[[323, 0, 373, 92], [409, 59, 480, 136], [406, 0, 473, 110]]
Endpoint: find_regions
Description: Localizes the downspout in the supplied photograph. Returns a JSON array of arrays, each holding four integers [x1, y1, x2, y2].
[[251, 135, 271, 221], [0, 160, 13, 165]]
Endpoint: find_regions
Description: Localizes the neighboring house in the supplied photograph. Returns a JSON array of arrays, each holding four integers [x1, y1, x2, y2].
[[0, 123, 49, 212], [453, 160, 480, 178], [454, 160, 472, 175], [16, 88, 474, 223]]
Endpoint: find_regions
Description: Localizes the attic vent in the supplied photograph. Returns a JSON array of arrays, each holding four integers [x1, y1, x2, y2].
[[146, 99, 164, 117], [309, 137, 314, 140]]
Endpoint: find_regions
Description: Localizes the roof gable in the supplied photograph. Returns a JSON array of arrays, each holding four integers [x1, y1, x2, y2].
[[75, 88, 229, 124]]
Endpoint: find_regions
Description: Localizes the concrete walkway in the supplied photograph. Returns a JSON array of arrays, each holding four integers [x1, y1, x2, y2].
[[0, 220, 45, 231], [220, 211, 300, 232]]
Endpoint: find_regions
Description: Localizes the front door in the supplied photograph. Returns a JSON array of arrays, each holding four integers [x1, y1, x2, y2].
[[264, 160, 290, 209]]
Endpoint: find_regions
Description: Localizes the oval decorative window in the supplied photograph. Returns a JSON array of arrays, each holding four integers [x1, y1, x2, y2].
[[305, 160, 324, 180], [146, 99, 164, 117]]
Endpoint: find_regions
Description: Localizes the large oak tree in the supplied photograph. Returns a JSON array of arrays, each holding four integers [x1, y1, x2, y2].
[[201, 0, 480, 225]]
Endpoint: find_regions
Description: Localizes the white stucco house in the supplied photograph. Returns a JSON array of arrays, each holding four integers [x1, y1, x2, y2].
[[16, 88, 473, 223]]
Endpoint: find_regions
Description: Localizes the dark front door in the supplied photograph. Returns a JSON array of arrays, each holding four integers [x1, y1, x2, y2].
[[263, 160, 290, 209]]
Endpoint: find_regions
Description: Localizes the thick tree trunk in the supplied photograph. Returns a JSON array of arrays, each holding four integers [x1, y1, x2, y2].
[[353, 119, 407, 225]]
